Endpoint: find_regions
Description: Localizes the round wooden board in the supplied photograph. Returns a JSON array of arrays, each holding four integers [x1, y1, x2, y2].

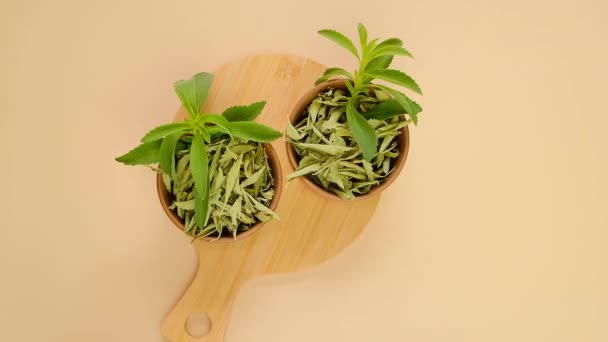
[[161, 54, 381, 341]]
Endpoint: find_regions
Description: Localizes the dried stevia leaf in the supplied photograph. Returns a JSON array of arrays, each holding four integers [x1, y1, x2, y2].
[[240, 167, 265, 188], [174, 200, 196, 210], [230, 197, 242, 226], [295, 143, 354, 155], [224, 153, 243, 205], [286, 123, 304, 141], [362, 160, 377, 181], [339, 170, 367, 180], [308, 100, 321, 123], [287, 163, 321, 180], [243, 192, 279, 220], [231, 144, 257, 154], [383, 158, 391, 174]]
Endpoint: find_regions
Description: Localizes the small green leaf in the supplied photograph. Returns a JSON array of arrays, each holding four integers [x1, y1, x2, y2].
[[375, 38, 403, 49], [199, 127, 211, 143], [115, 140, 162, 165], [365, 69, 422, 94], [174, 72, 214, 117], [287, 163, 321, 180], [369, 45, 413, 59], [159, 132, 182, 175], [141, 122, 189, 143], [318, 29, 359, 59], [202, 114, 232, 136], [315, 68, 353, 85], [190, 134, 210, 228], [357, 23, 368, 50], [373, 84, 422, 124], [222, 101, 266, 122], [346, 100, 377, 161], [230, 122, 282, 142], [362, 99, 421, 121], [365, 55, 393, 72]]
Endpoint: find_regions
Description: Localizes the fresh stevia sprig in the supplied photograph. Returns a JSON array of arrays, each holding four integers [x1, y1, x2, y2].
[[115, 72, 281, 237], [287, 88, 408, 199], [315, 23, 422, 161]]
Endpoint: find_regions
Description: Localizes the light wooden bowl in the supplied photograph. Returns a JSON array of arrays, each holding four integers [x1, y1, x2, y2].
[[285, 79, 410, 200], [156, 143, 283, 242]]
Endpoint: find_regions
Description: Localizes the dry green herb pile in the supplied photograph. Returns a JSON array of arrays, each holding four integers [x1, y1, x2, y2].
[[287, 88, 409, 199], [169, 136, 277, 239]]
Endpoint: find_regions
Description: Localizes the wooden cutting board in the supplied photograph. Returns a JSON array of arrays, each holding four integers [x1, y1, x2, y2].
[[161, 54, 381, 341]]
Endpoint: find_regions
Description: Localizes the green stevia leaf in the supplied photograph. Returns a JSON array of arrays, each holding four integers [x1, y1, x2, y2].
[[318, 29, 359, 59], [365, 69, 422, 94], [287, 163, 321, 180], [373, 85, 421, 125], [375, 38, 403, 49], [230, 122, 282, 142], [370, 45, 413, 59], [159, 132, 181, 175], [315, 68, 353, 85], [240, 167, 265, 188], [295, 143, 354, 155], [286, 122, 304, 140], [222, 101, 266, 122], [174, 200, 195, 210], [344, 80, 355, 95], [346, 100, 377, 161], [190, 134, 210, 228], [362, 99, 404, 120], [141, 122, 189, 143], [358, 23, 368, 51], [115, 140, 161, 165], [365, 55, 393, 72], [174, 72, 214, 117], [202, 114, 232, 136], [199, 127, 211, 143]]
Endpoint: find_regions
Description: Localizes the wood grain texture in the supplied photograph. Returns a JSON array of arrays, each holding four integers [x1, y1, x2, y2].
[[161, 54, 380, 342]]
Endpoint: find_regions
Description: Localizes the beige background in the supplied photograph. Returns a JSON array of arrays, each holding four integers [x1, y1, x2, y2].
[[1, 0, 607, 341]]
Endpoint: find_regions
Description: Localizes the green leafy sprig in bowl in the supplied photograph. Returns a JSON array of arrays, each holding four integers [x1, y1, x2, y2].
[[116, 72, 283, 240], [285, 23, 423, 200]]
